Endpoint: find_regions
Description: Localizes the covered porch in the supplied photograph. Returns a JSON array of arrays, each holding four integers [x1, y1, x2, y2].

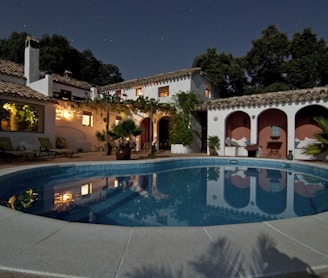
[[200, 87, 328, 160]]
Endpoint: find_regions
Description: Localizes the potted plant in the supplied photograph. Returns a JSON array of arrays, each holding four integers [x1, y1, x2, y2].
[[169, 91, 200, 154], [108, 118, 143, 160], [245, 143, 258, 157], [208, 136, 220, 156]]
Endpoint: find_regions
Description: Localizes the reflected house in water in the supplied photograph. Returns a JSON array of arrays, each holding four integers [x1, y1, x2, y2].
[[207, 166, 325, 223], [1, 165, 326, 227]]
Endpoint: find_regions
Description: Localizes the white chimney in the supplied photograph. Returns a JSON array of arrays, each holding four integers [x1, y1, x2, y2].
[[90, 86, 98, 100], [24, 36, 40, 84]]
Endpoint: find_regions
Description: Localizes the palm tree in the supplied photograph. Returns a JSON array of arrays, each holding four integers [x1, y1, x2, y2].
[[304, 116, 328, 155]]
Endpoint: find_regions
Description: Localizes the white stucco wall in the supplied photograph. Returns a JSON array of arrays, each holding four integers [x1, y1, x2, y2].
[[104, 73, 211, 104], [208, 99, 328, 158], [28, 74, 52, 96]]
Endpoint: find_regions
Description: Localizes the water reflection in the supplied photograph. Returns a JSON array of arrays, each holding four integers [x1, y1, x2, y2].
[[0, 166, 327, 227]]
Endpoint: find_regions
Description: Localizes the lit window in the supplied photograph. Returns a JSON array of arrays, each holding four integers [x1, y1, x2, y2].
[[115, 116, 122, 125], [115, 90, 121, 98], [136, 87, 142, 96], [0, 100, 44, 132], [205, 83, 211, 98], [82, 111, 93, 126], [158, 86, 169, 97], [81, 183, 92, 196]]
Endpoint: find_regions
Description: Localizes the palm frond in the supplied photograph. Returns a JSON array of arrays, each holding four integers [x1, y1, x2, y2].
[[303, 144, 322, 155], [314, 116, 328, 134]]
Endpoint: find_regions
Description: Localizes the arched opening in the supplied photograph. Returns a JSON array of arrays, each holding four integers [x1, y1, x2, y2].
[[225, 111, 251, 141], [158, 116, 170, 150], [258, 109, 287, 158], [140, 118, 151, 151], [295, 105, 328, 140]]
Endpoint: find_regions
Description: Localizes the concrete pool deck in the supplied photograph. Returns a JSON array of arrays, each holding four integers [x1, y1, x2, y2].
[[0, 152, 328, 278]]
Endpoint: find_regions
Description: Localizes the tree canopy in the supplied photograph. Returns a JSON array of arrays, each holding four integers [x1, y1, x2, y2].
[[193, 25, 328, 96], [0, 32, 123, 85], [2, 26, 328, 96]]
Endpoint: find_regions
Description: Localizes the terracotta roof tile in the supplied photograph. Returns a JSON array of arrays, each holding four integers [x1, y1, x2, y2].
[[0, 80, 57, 103], [42, 72, 92, 90], [195, 87, 328, 111], [99, 68, 203, 92], [0, 59, 92, 90], [0, 60, 25, 78]]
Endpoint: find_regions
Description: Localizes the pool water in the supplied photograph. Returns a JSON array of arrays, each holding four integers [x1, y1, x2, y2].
[[1, 159, 327, 227]]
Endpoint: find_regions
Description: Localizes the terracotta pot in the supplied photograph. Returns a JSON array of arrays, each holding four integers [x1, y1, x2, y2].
[[209, 148, 217, 156], [116, 146, 131, 160]]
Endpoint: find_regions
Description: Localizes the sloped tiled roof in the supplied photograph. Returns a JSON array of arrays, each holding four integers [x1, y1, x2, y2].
[[0, 59, 92, 90], [0, 60, 25, 78], [195, 87, 328, 111], [99, 68, 203, 92], [0, 80, 57, 103], [41, 72, 92, 90]]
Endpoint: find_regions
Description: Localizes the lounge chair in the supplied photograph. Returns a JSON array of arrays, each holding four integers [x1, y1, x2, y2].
[[37, 137, 73, 158], [0, 137, 34, 162]]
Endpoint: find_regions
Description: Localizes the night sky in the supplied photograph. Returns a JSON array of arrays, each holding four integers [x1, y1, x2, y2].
[[1, 0, 328, 80]]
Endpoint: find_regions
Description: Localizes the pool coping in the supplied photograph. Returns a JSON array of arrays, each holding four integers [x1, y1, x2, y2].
[[0, 157, 328, 278]]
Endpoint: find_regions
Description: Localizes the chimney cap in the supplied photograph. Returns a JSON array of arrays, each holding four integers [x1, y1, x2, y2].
[[25, 35, 39, 48], [64, 70, 72, 77]]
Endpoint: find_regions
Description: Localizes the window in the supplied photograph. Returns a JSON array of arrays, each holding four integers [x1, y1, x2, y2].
[[158, 86, 169, 97], [82, 111, 93, 126], [0, 100, 44, 132], [205, 83, 211, 98], [115, 90, 121, 98], [115, 116, 122, 125], [136, 87, 142, 96], [53, 89, 72, 101]]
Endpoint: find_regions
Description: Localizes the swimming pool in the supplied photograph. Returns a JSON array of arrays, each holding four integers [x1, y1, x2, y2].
[[0, 157, 327, 227]]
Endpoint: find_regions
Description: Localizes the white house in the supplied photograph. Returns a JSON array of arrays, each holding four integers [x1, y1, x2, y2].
[[98, 68, 217, 152], [0, 36, 216, 154], [1, 35, 328, 160]]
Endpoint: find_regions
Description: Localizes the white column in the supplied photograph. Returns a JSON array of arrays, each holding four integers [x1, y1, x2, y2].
[[250, 114, 258, 144], [286, 110, 296, 153]]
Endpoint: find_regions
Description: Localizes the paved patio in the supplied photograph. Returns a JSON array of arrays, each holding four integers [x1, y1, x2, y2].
[[0, 152, 328, 278]]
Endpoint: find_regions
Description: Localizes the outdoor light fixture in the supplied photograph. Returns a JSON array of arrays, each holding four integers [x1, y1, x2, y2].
[[63, 109, 73, 120]]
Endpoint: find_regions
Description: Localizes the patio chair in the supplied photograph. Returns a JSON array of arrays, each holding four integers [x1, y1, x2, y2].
[[0, 137, 34, 162], [37, 137, 73, 158]]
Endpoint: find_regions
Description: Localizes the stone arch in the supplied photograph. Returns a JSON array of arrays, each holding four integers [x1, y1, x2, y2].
[[295, 104, 328, 140], [225, 111, 251, 142], [258, 108, 287, 158]]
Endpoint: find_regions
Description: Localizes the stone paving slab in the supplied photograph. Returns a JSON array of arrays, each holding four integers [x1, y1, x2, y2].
[[0, 212, 68, 260], [117, 226, 242, 278], [205, 219, 328, 277], [266, 214, 328, 259], [0, 215, 132, 278]]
